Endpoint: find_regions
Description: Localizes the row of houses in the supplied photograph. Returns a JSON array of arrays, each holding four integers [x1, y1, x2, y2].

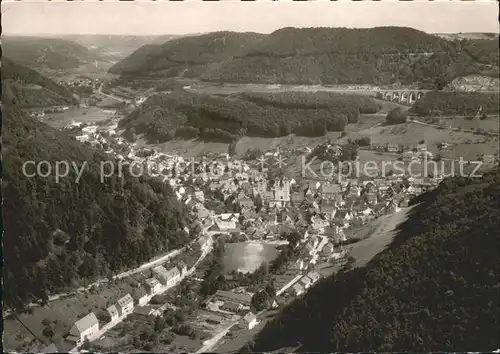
[[287, 271, 321, 297], [203, 290, 258, 329], [58, 261, 190, 348]]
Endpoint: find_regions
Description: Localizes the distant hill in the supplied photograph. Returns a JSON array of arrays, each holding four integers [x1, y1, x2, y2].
[[108, 31, 265, 78], [2, 107, 191, 309], [2, 36, 101, 70], [1, 57, 78, 106], [60, 34, 180, 61], [435, 32, 498, 41], [200, 27, 498, 87], [118, 90, 379, 143], [247, 170, 500, 352]]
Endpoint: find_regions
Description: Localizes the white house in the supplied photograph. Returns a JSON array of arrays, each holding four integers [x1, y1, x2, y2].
[[106, 305, 119, 323], [221, 301, 244, 313], [299, 276, 312, 289], [289, 259, 305, 271], [239, 312, 258, 330], [164, 266, 181, 287], [152, 265, 170, 286], [67, 312, 99, 345], [133, 287, 150, 307], [288, 283, 304, 297], [306, 271, 320, 285], [144, 278, 162, 296], [362, 207, 373, 216], [215, 217, 237, 231], [116, 294, 134, 317]]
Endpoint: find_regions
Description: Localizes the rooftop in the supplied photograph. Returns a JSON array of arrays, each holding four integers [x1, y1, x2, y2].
[[73, 312, 98, 333]]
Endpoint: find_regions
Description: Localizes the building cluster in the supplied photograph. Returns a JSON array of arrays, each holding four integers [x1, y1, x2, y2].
[[28, 106, 71, 120], [61, 77, 100, 90], [286, 271, 320, 297], [400, 143, 434, 161], [206, 290, 259, 330], [445, 75, 500, 92], [368, 142, 434, 160], [42, 257, 200, 351], [43, 117, 453, 351]]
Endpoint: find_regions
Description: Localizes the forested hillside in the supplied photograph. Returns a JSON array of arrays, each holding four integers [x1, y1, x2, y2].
[[108, 31, 265, 77], [247, 170, 500, 352], [2, 107, 191, 309], [461, 38, 500, 65], [201, 27, 498, 87], [1, 58, 77, 106], [2, 36, 101, 70], [119, 90, 379, 143]]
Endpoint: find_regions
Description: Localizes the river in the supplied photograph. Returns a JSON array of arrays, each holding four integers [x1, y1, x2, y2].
[[223, 242, 280, 274]]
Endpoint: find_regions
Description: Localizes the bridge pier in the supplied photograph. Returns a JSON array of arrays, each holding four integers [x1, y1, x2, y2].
[[400, 92, 409, 104]]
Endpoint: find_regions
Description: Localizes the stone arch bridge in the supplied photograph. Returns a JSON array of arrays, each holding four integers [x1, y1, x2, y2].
[[376, 90, 427, 105]]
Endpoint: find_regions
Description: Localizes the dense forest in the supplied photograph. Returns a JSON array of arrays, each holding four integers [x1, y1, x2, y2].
[[108, 31, 265, 76], [1, 58, 78, 106], [119, 90, 380, 143], [237, 91, 379, 113], [461, 38, 500, 65], [410, 91, 500, 117], [200, 27, 498, 87], [246, 170, 500, 352], [2, 36, 100, 70], [2, 107, 191, 309]]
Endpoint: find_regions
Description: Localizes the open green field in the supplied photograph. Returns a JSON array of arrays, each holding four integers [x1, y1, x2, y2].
[[432, 116, 499, 133], [144, 138, 230, 158], [41, 106, 117, 129], [341, 122, 476, 146], [40, 61, 117, 82]]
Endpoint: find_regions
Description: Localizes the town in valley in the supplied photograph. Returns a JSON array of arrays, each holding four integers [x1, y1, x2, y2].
[[2, 1, 499, 353]]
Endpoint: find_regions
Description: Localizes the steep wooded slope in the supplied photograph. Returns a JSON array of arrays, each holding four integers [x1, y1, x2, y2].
[[201, 27, 498, 87], [2, 107, 190, 309], [108, 31, 265, 78], [2, 36, 101, 70], [1, 58, 77, 106]]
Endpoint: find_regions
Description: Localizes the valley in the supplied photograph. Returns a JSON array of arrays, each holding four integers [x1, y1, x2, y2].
[[2, 15, 499, 354]]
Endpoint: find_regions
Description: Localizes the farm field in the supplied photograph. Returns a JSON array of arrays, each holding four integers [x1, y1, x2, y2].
[[144, 138, 230, 158], [42, 106, 117, 129], [40, 61, 117, 82], [431, 116, 499, 133], [341, 121, 498, 150]]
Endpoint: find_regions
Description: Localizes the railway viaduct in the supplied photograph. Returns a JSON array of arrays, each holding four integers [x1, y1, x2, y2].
[[376, 90, 427, 105]]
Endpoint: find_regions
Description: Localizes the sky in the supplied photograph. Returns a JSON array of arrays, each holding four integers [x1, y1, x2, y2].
[[2, 0, 499, 36]]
